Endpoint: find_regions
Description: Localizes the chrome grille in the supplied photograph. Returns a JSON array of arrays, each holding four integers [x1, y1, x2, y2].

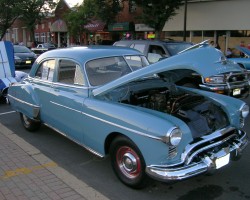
[[168, 146, 177, 159], [227, 72, 247, 83]]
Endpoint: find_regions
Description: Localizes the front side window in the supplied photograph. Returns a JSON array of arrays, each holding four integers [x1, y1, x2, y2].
[[148, 45, 167, 63], [35, 59, 56, 81]]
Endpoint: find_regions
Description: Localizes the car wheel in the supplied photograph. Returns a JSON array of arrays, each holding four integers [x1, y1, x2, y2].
[[20, 113, 41, 132], [110, 136, 149, 189]]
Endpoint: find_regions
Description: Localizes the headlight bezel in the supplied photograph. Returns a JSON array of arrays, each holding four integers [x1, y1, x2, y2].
[[164, 127, 182, 146], [240, 104, 249, 118]]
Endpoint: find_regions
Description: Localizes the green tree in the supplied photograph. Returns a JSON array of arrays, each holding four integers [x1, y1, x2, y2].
[[0, 0, 23, 40], [19, 0, 56, 42], [93, 0, 124, 24], [64, 0, 96, 43], [133, 0, 183, 39]]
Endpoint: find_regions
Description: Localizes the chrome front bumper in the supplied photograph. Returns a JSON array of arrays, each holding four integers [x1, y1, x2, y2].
[[146, 130, 248, 182]]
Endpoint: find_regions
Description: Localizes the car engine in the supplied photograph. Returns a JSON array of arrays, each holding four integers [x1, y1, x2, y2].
[[125, 84, 229, 138]]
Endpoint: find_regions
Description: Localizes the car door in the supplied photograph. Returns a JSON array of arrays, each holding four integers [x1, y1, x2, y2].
[[32, 59, 57, 123], [50, 59, 88, 143]]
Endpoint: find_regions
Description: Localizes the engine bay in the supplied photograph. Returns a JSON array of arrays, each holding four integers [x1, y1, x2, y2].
[[115, 82, 229, 138]]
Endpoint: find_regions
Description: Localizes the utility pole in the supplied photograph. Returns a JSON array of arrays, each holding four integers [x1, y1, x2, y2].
[[183, 0, 187, 41]]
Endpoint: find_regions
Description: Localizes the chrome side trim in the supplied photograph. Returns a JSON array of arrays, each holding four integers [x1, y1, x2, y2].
[[8, 94, 40, 118], [50, 101, 82, 114], [44, 123, 104, 158], [50, 101, 163, 141], [8, 94, 40, 109], [81, 110, 162, 141]]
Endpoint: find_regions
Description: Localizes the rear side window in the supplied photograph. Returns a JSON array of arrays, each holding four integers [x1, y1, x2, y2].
[[35, 59, 56, 81], [57, 60, 85, 86]]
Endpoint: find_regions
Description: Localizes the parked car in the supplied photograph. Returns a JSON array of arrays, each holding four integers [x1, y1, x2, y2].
[[14, 45, 37, 68], [228, 46, 250, 70], [8, 46, 249, 189], [1, 42, 28, 103], [113, 39, 193, 64], [31, 43, 57, 56], [176, 41, 250, 98]]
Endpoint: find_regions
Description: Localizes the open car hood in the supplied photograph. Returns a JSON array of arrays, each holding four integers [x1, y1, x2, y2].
[[93, 44, 244, 96], [235, 46, 250, 56]]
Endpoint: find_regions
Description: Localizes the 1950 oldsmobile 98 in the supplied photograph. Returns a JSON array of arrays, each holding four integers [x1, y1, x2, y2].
[[8, 46, 249, 188]]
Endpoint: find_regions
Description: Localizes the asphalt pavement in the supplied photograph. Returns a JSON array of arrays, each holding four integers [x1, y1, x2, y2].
[[0, 117, 109, 200]]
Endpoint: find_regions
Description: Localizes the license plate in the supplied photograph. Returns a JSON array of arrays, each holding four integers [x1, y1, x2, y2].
[[215, 153, 230, 169], [233, 88, 241, 96], [26, 60, 31, 64]]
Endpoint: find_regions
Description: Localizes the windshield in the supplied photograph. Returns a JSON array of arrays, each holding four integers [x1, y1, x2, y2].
[[14, 46, 31, 53], [86, 55, 148, 86], [164, 43, 193, 55]]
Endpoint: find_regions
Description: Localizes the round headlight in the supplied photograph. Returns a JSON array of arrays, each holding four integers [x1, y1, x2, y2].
[[241, 104, 249, 118], [165, 127, 182, 146]]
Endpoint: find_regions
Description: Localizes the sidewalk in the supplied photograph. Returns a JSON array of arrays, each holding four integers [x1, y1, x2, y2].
[[0, 123, 109, 200]]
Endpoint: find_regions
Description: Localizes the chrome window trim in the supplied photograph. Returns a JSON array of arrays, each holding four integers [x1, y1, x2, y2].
[[30, 77, 89, 89]]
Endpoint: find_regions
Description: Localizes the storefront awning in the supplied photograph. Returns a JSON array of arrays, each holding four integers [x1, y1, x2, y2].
[[50, 19, 68, 32], [108, 22, 134, 32], [84, 20, 106, 32]]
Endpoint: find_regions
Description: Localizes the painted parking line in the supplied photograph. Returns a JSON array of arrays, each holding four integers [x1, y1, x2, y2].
[[0, 162, 58, 180], [0, 110, 16, 116]]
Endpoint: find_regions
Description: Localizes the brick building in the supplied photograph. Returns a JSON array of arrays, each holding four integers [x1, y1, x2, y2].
[[3, 0, 154, 47], [3, 0, 73, 48]]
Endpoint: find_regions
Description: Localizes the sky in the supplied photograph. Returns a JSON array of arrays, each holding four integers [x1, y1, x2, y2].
[[65, 0, 83, 7]]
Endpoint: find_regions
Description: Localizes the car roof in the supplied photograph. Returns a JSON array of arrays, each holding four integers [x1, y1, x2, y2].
[[114, 39, 192, 45], [36, 45, 144, 63]]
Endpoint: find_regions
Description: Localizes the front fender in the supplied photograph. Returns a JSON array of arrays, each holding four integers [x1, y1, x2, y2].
[[83, 98, 192, 165]]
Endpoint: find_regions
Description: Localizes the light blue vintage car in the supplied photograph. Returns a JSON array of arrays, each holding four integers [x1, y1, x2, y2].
[[8, 46, 249, 188]]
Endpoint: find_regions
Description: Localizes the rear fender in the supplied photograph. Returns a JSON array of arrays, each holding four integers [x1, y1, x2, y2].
[[8, 83, 40, 120]]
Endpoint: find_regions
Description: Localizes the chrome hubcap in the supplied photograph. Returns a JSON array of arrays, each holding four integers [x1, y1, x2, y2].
[[122, 153, 137, 172], [22, 115, 30, 125], [116, 146, 141, 179]]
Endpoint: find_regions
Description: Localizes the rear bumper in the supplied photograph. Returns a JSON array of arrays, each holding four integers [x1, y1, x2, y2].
[[146, 130, 248, 182]]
